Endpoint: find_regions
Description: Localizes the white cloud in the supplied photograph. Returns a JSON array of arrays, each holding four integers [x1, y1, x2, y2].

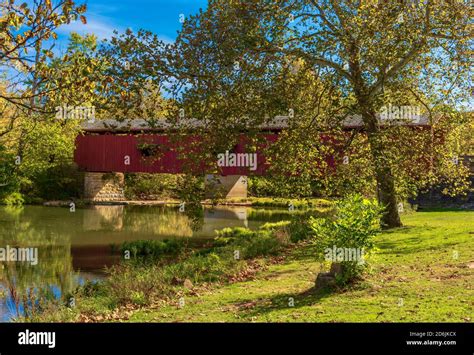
[[54, 4, 175, 46], [56, 16, 123, 40]]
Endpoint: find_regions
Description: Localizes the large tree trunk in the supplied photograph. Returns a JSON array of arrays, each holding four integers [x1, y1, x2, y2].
[[368, 133, 402, 228], [348, 43, 402, 228], [361, 107, 402, 228]]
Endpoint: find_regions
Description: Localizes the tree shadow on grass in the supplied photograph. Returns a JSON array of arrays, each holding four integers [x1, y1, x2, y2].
[[377, 237, 462, 256], [260, 268, 308, 280], [375, 224, 465, 255], [380, 225, 437, 236], [284, 242, 320, 262], [416, 208, 472, 212], [234, 286, 337, 320]]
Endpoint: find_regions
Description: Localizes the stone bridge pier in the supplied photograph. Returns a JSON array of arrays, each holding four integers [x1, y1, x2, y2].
[[83, 172, 248, 202], [84, 172, 125, 202]]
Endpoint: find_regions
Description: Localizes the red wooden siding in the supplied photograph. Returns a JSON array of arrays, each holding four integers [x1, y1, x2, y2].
[[74, 133, 278, 175]]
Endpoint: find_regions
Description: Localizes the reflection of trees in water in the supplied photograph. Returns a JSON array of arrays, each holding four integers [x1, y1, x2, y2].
[[183, 203, 204, 232], [122, 206, 201, 236], [82, 205, 124, 231], [0, 206, 75, 320]]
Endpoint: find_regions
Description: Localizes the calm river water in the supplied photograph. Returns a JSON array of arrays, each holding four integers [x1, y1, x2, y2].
[[0, 204, 296, 321]]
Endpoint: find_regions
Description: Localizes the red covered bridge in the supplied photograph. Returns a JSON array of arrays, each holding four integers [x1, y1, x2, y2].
[[74, 118, 286, 176], [74, 116, 430, 200]]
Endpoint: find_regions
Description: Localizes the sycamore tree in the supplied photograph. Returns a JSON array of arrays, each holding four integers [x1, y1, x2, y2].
[[1, 0, 87, 196], [0, 1, 114, 200], [96, 29, 177, 121], [149, 0, 471, 227], [0, 0, 87, 123]]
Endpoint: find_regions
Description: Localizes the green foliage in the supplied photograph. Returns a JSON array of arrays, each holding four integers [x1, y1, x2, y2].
[[104, 263, 174, 305], [287, 215, 313, 243], [124, 173, 179, 200], [214, 227, 256, 245], [214, 209, 325, 246], [248, 176, 313, 198], [136, 142, 160, 158], [175, 175, 204, 204], [248, 176, 276, 197], [310, 194, 383, 285], [1, 31, 107, 204], [165, 252, 227, 283], [238, 232, 284, 259], [259, 221, 291, 231], [2, 192, 24, 206], [248, 176, 346, 199], [121, 239, 185, 261], [0, 144, 20, 199], [248, 197, 332, 208], [13, 120, 81, 201], [103, 251, 232, 305], [97, 29, 177, 120], [1, 0, 88, 114], [216, 224, 288, 259], [43, 32, 109, 112], [26, 163, 83, 201]]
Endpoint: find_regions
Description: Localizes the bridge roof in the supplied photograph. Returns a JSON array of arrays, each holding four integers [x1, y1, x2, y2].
[[80, 115, 431, 133]]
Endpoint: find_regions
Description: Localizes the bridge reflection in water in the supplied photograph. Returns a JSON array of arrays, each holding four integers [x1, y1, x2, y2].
[[74, 205, 255, 272]]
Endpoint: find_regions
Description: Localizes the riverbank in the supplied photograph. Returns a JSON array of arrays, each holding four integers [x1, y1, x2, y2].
[[29, 210, 473, 323], [42, 197, 333, 208]]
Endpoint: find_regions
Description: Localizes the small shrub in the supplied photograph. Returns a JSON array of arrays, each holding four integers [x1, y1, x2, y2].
[[240, 231, 283, 258], [215, 227, 256, 245], [121, 239, 185, 261], [216, 226, 287, 259], [165, 252, 227, 283], [2, 192, 25, 206], [259, 221, 291, 231], [310, 194, 383, 285], [287, 215, 313, 242], [105, 263, 173, 305]]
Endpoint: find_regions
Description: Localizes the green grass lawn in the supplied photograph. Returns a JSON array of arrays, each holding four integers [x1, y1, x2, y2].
[[125, 211, 473, 322]]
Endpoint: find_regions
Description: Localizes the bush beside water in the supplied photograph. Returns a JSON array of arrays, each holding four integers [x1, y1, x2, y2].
[[310, 194, 383, 285]]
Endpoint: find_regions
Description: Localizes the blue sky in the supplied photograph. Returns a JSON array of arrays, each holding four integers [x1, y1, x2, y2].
[[55, 0, 208, 49]]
